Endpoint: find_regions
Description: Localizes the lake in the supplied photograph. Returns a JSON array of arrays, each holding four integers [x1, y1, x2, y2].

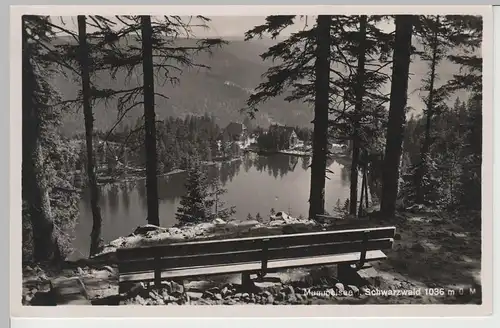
[[70, 153, 360, 260]]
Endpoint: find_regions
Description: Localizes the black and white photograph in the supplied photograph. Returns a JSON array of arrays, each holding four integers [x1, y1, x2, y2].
[[15, 6, 491, 314]]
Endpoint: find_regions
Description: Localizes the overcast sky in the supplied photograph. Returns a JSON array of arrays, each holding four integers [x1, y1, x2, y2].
[[54, 15, 394, 39]]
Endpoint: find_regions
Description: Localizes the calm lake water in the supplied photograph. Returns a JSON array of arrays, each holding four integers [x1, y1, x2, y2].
[[70, 153, 359, 259]]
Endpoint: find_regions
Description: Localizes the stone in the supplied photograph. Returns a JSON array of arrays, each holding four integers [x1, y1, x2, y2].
[[282, 285, 295, 295], [234, 293, 242, 299], [24, 294, 33, 304], [241, 292, 249, 299], [267, 294, 275, 304], [170, 281, 184, 295], [38, 273, 48, 281], [133, 224, 165, 235], [278, 292, 286, 301], [286, 294, 297, 303], [223, 298, 237, 305], [214, 293, 223, 301], [101, 265, 115, 274], [187, 292, 203, 300], [296, 294, 304, 302], [184, 280, 211, 292], [127, 282, 146, 296], [263, 290, 272, 297], [135, 295, 147, 305], [213, 218, 226, 225], [207, 286, 220, 294], [335, 283, 345, 293], [164, 295, 179, 303], [202, 291, 215, 299], [357, 267, 381, 287], [221, 286, 230, 297], [347, 285, 360, 296], [254, 281, 282, 293]]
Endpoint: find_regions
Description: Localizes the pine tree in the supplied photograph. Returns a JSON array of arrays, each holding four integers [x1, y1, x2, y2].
[[76, 16, 104, 256], [412, 15, 455, 203], [245, 15, 332, 220], [380, 15, 415, 217], [328, 15, 393, 216], [140, 16, 160, 225], [22, 16, 82, 262], [208, 175, 236, 220], [93, 16, 225, 226], [175, 162, 211, 225], [444, 15, 483, 99]]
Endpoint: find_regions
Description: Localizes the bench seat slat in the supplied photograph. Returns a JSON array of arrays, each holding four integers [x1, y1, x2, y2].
[[119, 250, 388, 283], [117, 226, 396, 261], [118, 238, 393, 274]]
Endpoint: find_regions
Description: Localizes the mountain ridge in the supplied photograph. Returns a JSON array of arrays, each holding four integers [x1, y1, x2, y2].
[[53, 37, 470, 136]]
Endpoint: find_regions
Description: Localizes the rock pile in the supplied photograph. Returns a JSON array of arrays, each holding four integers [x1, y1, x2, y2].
[[93, 217, 319, 263], [118, 278, 366, 306]]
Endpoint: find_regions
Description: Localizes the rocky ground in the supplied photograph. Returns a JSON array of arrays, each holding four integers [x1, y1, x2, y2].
[[22, 207, 482, 306]]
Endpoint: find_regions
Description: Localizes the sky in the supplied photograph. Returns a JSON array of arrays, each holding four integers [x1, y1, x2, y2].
[[53, 15, 394, 39]]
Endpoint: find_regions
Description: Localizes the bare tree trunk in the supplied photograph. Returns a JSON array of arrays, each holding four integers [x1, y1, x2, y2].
[[364, 168, 369, 208], [380, 15, 414, 217], [77, 15, 104, 257], [308, 15, 331, 220], [22, 18, 61, 263], [350, 15, 367, 216], [358, 169, 365, 217], [415, 15, 440, 203], [141, 15, 160, 226]]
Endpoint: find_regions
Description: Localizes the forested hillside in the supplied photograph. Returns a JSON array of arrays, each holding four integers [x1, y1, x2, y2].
[[54, 36, 471, 136]]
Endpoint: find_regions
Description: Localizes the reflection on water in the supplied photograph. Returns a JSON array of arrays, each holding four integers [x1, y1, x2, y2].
[[70, 153, 356, 260]]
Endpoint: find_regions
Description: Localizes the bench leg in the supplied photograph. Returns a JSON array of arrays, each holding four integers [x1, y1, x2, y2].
[[337, 264, 357, 284], [337, 264, 366, 286], [154, 269, 161, 289], [241, 272, 254, 290]]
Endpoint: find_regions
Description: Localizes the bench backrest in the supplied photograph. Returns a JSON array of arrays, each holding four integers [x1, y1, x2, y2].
[[117, 226, 395, 276]]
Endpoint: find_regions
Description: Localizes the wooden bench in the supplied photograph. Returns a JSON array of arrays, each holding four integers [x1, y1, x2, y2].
[[117, 226, 396, 293]]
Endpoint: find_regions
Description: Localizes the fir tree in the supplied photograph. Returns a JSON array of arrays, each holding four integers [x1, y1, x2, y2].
[[175, 162, 211, 225], [245, 15, 332, 220], [208, 175, 236, 220], [89, 16, 225, 226], [380, 15, 415, 217], [412, 15, 455, 203], [77, 15, 104, 256], [22, 16, 81, 262]]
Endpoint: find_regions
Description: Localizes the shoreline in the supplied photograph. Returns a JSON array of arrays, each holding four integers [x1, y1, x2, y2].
[[91, 156, 245, 187], [84, 152, 352, 190]]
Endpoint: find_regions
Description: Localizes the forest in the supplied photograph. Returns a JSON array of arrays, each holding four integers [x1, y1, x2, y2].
[[22, 14, 482, 269]]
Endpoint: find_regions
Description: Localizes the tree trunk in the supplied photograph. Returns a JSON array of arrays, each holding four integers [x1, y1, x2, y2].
[[415, 15, 440, 203], [358, 169, 365, 217], [380, 15, 414, 217], [22, 18, 61, 263], [308, 15, 331, 220], [364, 168, 369, 208], [349, 15, 367, 216], [141, 16, 160, 226], [77, 15, 104, 257]]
